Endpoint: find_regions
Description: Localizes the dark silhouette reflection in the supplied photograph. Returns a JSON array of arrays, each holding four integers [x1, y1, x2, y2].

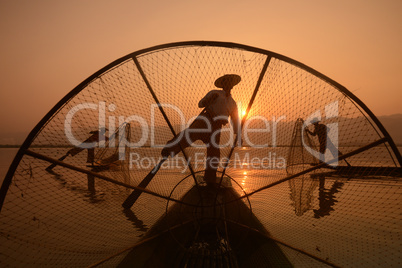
[[123, 208, 149, 233], [313, 175, 344, 218], [288, 175, 318, 216], [289, 174, 345, 218], [87, 173, 95, 193], [83, 173, 105, 203], [45, 169, 105, 203]]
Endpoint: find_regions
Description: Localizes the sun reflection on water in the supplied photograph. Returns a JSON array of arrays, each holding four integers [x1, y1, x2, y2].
[[241, 171, 247, 187]]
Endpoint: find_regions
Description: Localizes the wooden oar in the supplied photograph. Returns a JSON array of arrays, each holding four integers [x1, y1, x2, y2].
[[122, 157, 167, 209], [122, 107, 210, 209], [45, 153, 69, 171]]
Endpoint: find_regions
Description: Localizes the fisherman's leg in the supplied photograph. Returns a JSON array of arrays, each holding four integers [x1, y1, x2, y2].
[[318, 142, 326, 163], [87, 148, 95, 164], [161, 131, 188, 157], [161, 116, 208, 158], [204, 125, 221, 185], [161, 128, 200, 157], [204, 154, 219, 185], [326, 140, 338, 162], [326, 140, 350, 166]]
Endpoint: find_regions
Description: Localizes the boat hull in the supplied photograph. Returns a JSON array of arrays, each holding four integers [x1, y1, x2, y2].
[[118, 186, 293, 268]]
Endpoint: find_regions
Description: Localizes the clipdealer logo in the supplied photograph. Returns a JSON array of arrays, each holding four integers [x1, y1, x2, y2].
[[61, 101, 339, 171]]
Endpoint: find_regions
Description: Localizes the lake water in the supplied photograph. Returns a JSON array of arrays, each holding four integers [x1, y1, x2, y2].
[[0, 147, 401, 267], [0, 148, 18, 184]]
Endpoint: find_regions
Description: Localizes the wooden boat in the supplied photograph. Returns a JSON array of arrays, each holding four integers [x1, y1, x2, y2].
[[118, 183, 293, 268]]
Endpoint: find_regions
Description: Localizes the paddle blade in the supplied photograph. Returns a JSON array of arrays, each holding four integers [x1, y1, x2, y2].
[[122, 158, 166, 209]]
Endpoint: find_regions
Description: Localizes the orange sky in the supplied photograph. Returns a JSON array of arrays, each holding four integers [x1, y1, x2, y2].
[[0, 0, 401, 139]]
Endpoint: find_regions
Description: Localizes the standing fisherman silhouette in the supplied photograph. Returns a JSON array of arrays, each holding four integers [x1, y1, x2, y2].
[[306, 118, 350, 166], [305, 118, 328, 160], [161, 74, 241, 186], [122, 75, 241, 208]]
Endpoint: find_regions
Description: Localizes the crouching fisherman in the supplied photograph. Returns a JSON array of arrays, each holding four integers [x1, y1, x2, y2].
[[46, 127, 108, 171], [161, 74, 241, 186]]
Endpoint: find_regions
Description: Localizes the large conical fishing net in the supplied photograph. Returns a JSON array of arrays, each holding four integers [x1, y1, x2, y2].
[[0, 41, 401, 267], [286, 118, 319, 174]]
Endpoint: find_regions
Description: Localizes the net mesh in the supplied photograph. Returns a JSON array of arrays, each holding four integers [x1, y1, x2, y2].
[[0, 42, 401, 267]]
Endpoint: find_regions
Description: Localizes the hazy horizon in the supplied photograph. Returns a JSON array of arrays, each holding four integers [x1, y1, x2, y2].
[[1, 113, 401, 146]]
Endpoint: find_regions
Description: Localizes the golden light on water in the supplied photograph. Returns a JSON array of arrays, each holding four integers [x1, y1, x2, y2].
[[241, 171, 247, 186]]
